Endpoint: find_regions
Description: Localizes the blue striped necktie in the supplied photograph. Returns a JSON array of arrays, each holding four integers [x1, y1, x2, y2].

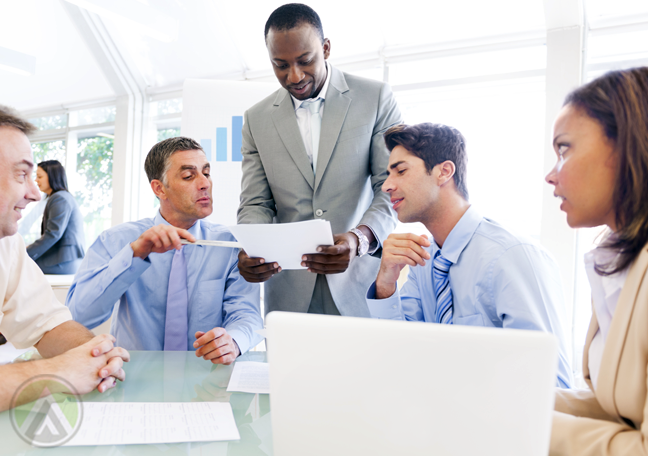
[[433, 250, 454, 324]]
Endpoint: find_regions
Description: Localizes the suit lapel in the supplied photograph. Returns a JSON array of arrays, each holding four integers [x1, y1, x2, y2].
[[596, 245, 648, 420], [271, 89, 315, 189], [315, 67, 350, 192], [582, 306, 599, 391]]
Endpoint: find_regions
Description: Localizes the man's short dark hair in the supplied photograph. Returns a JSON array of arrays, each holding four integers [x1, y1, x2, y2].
[[144, 136, 204, 185], [384, 123, 469, 200], [38, 160, 69, 193], [264, 3, 324, 43], [0, 104, 36, 136]]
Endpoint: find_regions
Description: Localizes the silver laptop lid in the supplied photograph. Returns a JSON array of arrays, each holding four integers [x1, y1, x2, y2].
[[267, 311, 557, 456]]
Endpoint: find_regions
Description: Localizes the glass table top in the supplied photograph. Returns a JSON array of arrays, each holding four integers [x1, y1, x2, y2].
[[0, 350, 272, 455]]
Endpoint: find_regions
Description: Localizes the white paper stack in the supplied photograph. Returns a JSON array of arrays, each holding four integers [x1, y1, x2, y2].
[[228, 220, 334, 270]]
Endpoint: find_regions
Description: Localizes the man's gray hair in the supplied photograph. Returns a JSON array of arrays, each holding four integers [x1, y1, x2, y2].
[[0, 105, 36, 135], [144, 136, 204, 186]]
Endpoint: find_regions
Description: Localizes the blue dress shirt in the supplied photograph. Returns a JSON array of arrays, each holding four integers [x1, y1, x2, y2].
[[67, 211, 263, 354], [366, 206, 573, 388]]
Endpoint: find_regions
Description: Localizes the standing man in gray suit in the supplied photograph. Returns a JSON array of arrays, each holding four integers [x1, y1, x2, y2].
[[237, 3, 401, 316]]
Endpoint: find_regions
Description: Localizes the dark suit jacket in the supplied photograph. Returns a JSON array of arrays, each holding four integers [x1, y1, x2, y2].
[[27, 191, 85, 269]]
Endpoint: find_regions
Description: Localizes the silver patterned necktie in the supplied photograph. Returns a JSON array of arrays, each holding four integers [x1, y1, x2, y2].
[[433, 250, 454, 324], [302, 98, 322, 174]]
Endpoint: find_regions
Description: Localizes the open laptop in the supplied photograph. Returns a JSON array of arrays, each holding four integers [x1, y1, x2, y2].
[[266, 311, 557, 456]]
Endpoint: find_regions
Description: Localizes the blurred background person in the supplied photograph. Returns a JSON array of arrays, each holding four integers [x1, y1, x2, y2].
[[26, 160, 85, 274]]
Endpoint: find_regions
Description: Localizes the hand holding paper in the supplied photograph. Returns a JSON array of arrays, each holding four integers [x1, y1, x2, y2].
[[300, 231, 358, 274], [229, 220, 335, 273]]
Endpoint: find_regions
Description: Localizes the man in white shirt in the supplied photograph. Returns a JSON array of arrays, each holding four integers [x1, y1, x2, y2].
[[0, 105, 130, 412]]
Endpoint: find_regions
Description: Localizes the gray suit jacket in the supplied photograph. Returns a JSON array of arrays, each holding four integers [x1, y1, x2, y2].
[[238, 66, 401, 316], [27, 191, 85, 268]]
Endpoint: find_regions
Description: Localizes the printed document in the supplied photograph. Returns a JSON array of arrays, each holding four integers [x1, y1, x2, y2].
[[64, 402, 240, 446], [227, 362, 270, 394], [228, 219, 334, 270]]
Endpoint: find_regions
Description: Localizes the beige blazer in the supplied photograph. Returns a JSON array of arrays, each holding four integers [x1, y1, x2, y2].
[[550, 242, 648, 455]]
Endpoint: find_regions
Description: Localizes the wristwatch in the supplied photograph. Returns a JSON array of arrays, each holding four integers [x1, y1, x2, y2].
[[349, 227, 369, 257]]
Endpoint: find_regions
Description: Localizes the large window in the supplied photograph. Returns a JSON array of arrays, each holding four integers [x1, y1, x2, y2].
[[18, 106, 116, 249], [74, 135, 114, 247]]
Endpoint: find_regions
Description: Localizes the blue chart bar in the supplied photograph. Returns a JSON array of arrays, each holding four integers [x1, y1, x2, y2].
[[232, 116, 243, 162], [216, 127, 227, 162], [200, 139, 212, 161]]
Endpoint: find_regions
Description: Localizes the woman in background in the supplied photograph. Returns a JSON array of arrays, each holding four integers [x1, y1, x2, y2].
[[27, 160, 85, 274], [545, 66, 648, 454]]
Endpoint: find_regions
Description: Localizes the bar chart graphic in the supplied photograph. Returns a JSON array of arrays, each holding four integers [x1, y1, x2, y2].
[[182, 79, 277, 226], [199, 116, 244, 163]]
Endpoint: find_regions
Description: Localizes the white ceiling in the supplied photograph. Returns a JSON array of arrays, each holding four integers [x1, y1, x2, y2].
[[0, 0, 646, 113]]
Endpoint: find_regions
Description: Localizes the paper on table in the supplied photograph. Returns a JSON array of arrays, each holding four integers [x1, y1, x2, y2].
[[63, 402, 240, 446], [227, 362, 270, 394], [228, 220, 334, 270]]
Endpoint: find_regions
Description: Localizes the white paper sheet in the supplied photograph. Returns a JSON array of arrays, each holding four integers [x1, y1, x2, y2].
[[227, 362, 270, 394], [228, 220, 334, 270], [64, 402, 240, 446]]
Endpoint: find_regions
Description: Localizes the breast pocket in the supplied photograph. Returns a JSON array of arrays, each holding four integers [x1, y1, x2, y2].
[[337, 124, 371, 144], [454, 313, 485, 327], [193, 278, 227, 326]]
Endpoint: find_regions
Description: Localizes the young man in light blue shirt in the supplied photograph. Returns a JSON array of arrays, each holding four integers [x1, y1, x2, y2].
[[367, 123, 572, 388], [67, 137, 263, 364]]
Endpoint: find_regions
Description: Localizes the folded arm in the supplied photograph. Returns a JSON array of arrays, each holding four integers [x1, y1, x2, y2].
[[0, 333, 129, 412]]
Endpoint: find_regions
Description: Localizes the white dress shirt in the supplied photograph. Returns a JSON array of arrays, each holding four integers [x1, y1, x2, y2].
[[291, 61, 332, 170], [585, 245, 629, 389], [0, 234, 72, 349]]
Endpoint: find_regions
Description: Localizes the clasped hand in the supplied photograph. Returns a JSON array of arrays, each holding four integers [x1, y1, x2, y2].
[[53, 334, 130, 395]]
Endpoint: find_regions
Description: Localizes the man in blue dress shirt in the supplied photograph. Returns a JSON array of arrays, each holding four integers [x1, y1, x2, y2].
[[67, 137, 263, 364], [366, 123, 572, 388]]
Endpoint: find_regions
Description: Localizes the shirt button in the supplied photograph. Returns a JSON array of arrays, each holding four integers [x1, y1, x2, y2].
[[315, 209, 323, 217], [392, 305, 397, 309]]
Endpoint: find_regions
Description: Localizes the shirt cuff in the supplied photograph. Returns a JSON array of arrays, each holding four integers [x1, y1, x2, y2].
[[365, 281, 404, 320], [227, 327, 263, 356], [358, 224, 380, 255]]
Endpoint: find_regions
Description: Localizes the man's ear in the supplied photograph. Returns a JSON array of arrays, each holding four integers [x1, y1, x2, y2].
[[323, 38, 331, 59], [437, 160, 456, 187], [151, 179, 167, 201]]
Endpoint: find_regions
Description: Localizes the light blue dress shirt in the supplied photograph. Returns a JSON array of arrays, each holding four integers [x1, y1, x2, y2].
[[67, 211, 263, 354], [366, 206, 573, 388]]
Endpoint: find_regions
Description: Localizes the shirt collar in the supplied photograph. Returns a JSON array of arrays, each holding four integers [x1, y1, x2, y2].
[[291, 61, 331, 111], [154, 210, 202, 240], [584, 240, 629, 300], [435, 205, 482, 264]]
